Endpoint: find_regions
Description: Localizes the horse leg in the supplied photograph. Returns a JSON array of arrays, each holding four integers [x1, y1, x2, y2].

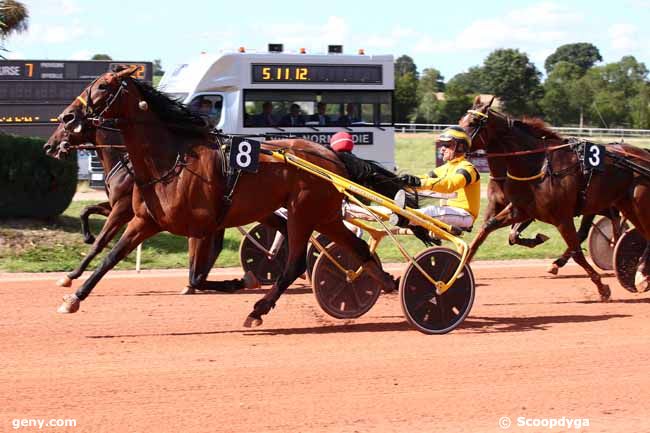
[[57, 216, 160, 313], [244, 216, 312, 327], [547, 214, 595, 275], [508, 219, 549, 248], [57, 199, 132, 287], [467, 203, 531, 263], [554, 219, 610, 301], [79, 201, 111, 244], [183, 230, 260, 295]]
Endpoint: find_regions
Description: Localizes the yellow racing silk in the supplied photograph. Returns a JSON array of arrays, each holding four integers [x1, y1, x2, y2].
[[417, 155, 481, 219]]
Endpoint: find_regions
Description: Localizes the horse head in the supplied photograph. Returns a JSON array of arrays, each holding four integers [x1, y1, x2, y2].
[[458, 95, 505, 154]]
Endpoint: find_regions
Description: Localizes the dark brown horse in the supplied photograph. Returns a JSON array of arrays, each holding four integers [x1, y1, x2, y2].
[[459, 97, 650, 298], [479, 140, 622, 275], [44, 123, 273, 296], [46, 66, 395, 326]]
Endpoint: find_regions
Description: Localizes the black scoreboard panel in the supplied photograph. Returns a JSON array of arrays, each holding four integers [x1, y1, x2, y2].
[[251, 64, 382, 84], [0, 60, 152, 138], [0, 60, 152, 82]]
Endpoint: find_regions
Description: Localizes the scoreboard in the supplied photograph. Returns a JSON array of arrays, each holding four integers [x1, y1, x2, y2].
[[0, 60, 152, 138]]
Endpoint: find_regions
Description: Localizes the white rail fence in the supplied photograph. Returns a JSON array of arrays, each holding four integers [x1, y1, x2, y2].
[[395, 123, 650, 138]]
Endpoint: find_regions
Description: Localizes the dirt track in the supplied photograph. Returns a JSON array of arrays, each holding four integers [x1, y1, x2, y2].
[[1, 262, 649, 433]]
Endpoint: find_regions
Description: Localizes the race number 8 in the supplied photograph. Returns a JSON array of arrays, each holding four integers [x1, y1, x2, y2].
[[588, 144, 601, 167], [236, 141, 252, 168]]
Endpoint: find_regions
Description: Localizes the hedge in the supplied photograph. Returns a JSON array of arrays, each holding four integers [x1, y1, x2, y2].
[[0, 133, 77, 218]]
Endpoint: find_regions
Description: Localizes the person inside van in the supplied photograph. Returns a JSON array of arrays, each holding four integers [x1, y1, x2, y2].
[[338, 103, 360, 126], [252, 101, 277, 127], [280, 103, 305, 127], [309, 102, 331, 126]]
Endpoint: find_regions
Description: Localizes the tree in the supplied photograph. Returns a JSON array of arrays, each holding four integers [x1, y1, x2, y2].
[[395, 54, 417, 78], [446, 66, 485, 95], [91, 54, 112, 60], [582, 56, 650, 127], [0, 0, 28, 56], [153, 58, 164, 76], [418, 68, 444, 93], [481, 49, 543, 115], [545, 43, 602, 75], [540, 61, 585, 125], [393, 55, 419, 122], [394, 72, 418, 122]]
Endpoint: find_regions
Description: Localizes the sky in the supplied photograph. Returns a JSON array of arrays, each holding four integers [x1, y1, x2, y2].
[[5, 0, 650, 81]]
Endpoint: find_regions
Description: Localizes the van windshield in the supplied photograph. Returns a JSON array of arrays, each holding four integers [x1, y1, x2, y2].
[[243, 90, 392, 128]]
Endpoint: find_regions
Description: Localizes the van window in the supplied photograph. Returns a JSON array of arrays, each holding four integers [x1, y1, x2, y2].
[[188, 94, 223, 128], [243, 90, 392, 128]]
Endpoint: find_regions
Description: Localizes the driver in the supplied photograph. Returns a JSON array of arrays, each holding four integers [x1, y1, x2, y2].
[[397, 126, 480, 229]]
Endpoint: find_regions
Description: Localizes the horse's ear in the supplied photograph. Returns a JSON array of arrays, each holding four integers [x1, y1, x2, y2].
[[473, 94, 482, 107], [115, 65, 139, 79], [487, 96, 495, 108]]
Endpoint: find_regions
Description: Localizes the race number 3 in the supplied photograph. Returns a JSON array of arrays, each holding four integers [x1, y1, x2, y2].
[[584, 143, 605, 171], [230, 137, 260, 172]]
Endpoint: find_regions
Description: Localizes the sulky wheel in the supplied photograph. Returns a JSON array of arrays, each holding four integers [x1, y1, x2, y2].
[[305, 234, 331, 282], [311, 242, 381, 319], [613, 228, 646, 293], [239, 223, 287, 285], [400, 247, 475, 335], [588, 217, 627, 271]]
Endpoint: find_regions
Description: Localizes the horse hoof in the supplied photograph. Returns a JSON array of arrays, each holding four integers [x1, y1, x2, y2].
[[634, 272, 649, 293], [57, 294, 80, 314], [547, 264, 559, 275], [599, 285, 611, 301], [536, 234, 550, 243], [56, 276, 73, 287], [243, 316, 263, 328], [180, 286, 195, 295], [83, 235, 96, 245], [243, 271, 261, 289]]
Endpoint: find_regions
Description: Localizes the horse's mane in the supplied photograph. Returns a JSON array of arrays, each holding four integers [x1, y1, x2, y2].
[[129, 79, 209, 138], [517, 117, 562, 140]]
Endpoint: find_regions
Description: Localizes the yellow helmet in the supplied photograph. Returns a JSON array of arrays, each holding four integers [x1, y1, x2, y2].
[[437, 126, 471, 153]]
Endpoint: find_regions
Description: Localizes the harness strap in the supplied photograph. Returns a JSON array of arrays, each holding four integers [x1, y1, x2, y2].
[[506, 170, 545, 181]]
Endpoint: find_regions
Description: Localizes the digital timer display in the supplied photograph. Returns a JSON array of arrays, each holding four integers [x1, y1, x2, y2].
[[251, 64, 382, 84]]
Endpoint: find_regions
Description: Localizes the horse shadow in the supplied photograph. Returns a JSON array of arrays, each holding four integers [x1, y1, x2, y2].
[[86, 312, 630, 339]]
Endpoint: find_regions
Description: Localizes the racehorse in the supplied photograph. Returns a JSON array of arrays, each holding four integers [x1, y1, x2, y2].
[[477, 136, 622, 275], [46, 65, 397, 326], [459, 96, 650, 297], [44, 123, 272, 294]]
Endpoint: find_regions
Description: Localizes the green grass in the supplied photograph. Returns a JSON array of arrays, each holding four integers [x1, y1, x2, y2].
[[1, 133, 646, 272]]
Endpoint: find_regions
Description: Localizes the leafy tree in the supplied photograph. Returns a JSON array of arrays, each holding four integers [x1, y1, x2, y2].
[[394, 72, 418, 122], [91, 54, 112, 60], [153, 58, 164, 76], [481, 49, 543, 115], [395, 54, 417, 78], [446, 66, 485, 95], [0, 0, 28, 56], [540, 61, 584, 125], [582, 56, 649, 127], [418, 68, 445, 93], [545, 43, 602, 75]]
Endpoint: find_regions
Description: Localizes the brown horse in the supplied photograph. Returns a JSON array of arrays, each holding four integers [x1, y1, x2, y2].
[[44, 123, 283, 294], [459, 97, 650, 298], [46, 65, 395, 326], [479, 142, 622, 275]]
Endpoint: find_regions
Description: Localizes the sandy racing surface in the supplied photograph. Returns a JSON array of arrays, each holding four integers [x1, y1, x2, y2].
[[1, 261, 649, 433]]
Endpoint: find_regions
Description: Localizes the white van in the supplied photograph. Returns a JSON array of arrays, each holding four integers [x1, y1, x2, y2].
[[158, 48, 395, 169]]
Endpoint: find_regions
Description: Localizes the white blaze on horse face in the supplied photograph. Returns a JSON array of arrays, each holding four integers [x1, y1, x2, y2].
[[73, 123, 83, 134]]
